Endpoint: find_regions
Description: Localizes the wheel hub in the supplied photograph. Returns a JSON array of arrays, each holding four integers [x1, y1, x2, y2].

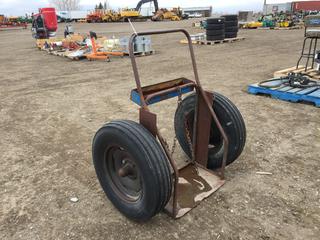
[[106, 147, 142, 202]]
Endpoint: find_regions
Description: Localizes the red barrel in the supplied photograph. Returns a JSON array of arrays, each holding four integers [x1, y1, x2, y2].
[[292, 1, 320, 12], [39, 8, 57, 32]]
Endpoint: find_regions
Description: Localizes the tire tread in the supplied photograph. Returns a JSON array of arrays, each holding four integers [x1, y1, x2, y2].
[[93, 120, 172, 221]]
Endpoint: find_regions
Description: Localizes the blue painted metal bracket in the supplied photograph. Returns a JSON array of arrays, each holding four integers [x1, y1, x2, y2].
[[130, 78, 195, 106]]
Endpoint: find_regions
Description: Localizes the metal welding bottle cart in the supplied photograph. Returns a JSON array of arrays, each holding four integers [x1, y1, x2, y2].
[[92, 29, 246, 221]]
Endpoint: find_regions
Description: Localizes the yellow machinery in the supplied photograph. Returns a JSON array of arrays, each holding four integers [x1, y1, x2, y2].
[[8, 16, 19, 22], [120, 8, 140, 20], [119, 1, 159, 21], [102, 10, 121, 22], [243, 21, 263, 29], [243, 20, 291, 29], [152, 8, 181, 21], [276, 21, 290, 28]]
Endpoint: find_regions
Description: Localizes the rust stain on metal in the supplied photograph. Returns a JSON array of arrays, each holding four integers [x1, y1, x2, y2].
[[165, 164, 225, 219], [139, 108, 157, 137], [193, 91, 213, 167]]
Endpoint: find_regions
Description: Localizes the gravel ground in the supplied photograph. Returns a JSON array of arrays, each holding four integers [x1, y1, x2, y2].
[[0, 20, 319, 240]]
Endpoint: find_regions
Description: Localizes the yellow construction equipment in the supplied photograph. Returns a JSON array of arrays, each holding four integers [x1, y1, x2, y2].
[[120, 8, 140, 21], [243, 21, 263, 29], [119, 1, 159, 21], [276, 21, 290, 28], [7, 16, 19, 22], [102, 10, 121, 22], [152, 8, 181, 21]]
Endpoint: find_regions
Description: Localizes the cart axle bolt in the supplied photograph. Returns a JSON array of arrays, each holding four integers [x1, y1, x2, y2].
[[118, 163, 135, 178]]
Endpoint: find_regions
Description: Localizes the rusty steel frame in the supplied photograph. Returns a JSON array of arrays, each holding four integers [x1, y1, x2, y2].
[[128, 29, 229, 218]]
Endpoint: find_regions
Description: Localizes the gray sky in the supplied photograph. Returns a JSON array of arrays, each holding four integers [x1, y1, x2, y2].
[[0, 0, 308, 16]]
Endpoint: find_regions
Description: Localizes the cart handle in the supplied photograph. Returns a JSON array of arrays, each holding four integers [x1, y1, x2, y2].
[[129, 29, 230, 180], [129, 29, 202, 108]]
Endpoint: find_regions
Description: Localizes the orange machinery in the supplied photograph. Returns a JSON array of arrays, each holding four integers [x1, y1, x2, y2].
[[85, 31, 124, 61], [86, 10, 104, 23]]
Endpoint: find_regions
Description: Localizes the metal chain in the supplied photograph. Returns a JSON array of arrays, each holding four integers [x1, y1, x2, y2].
[[170, 137, 178, 157], [163, 137, 170, 152], [184, 116, 195, 164], [184, 119, 198, 174], [169, 88, 183, 158]]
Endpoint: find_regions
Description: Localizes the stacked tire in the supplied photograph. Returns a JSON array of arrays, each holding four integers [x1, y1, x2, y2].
[[221, 15, 239, 39], [206, 18, 225, 41]]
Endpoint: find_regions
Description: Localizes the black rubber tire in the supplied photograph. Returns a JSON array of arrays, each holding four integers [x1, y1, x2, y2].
[[225, 32, 238, 38], [174, 93, 246, 170], [92, 120, 172, 222], [206, 35, 225, 41], [221, 15, 238, 21], [207, 18, 224, 24], [225, 20, 238, 28], [225, 26, 239, 33], [206, 29, 225, 36], [206, 24, 225, 30]]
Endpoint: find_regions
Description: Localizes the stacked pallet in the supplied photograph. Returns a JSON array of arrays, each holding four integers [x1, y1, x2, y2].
[[274, 66, 320, 81], [180, 37, 245, 45]]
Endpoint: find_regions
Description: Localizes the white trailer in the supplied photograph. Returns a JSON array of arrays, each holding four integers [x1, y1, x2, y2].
[[57, 11, 87, 22]]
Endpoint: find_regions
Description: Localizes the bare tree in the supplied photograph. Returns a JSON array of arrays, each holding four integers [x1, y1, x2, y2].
[[50, 0, 81, 11], [104, 1, 111, 10]]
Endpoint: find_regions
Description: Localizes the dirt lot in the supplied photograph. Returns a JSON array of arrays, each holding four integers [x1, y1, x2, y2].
[[0, 20, 319, 240]]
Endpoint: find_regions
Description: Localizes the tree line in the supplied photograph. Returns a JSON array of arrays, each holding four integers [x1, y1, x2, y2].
[[49, 0, 111, 11]]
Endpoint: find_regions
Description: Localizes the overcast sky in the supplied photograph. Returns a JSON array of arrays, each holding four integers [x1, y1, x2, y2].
[[0, 0, 311, 16]]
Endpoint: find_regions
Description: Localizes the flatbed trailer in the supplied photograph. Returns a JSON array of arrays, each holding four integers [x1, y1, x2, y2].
[[0, 22, 27, 29]]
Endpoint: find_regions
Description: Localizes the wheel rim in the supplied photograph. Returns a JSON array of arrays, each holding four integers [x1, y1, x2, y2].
[[104, 146, 142, 202]]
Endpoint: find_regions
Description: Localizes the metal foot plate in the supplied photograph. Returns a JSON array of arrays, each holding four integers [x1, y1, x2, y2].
[[165, 164, 225, 219]]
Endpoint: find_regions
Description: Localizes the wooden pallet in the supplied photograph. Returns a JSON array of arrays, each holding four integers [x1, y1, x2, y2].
[[248, 80, 320, 107], [192, 22, 202, 28], [49, 50, 68, 57], [180, 37, 245, 45], [257, 26, 302, 30], [124, 50, 155, 57], [180, 40, 199, 44], [47, 49, 84, 60], [274, 66, 320, 81]]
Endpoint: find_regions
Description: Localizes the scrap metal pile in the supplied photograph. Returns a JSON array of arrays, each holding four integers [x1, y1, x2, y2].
[[241, 12, 303, 29], [36, 32, 153, 61], [0, 14, 28, 29]]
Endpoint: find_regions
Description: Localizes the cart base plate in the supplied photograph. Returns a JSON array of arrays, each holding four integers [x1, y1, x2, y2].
[[165, 164, 225, 219]]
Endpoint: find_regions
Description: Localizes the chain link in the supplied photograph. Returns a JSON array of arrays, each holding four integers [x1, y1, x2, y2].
[[184, 116, 195, 164], [168, 88, 198, 168], [170, 136, 177, 157], [169, 88, 182, 158]]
